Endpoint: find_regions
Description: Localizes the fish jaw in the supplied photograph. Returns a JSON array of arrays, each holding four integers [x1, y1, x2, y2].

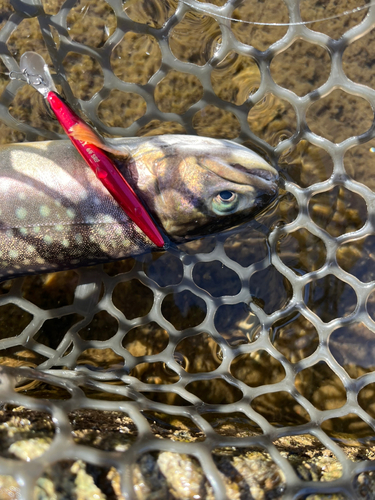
[[121, 135, 278, 240]]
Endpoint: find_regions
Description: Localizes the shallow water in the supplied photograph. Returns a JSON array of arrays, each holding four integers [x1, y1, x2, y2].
[[1, 0, 374, 421], [1, 1, 375, 497]]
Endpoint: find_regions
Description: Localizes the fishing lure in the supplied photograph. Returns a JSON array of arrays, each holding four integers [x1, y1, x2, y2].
[[17, 51, 164, 248]]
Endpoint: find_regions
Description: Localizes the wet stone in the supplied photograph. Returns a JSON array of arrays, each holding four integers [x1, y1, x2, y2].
[[231, 0, 289, 51], [271, 312, 319, 363], [250, 265, 293, 315], [193, 260, 241, 297], [161, 290, 207, 330], [231, 351, 286, 387], [271, 40, 330, 96], [175, 332, 221, 373], [277, 229, 327, 275], [306, 90, 373, 143], [193, 105, 241, 139], [295, 362, 347, 411], [337, 235, 375, 282], [329, 322, 375, 376], [305, 274, 357, 323], [122, 322, 169, 357], [112, 279, 153, 319], [214, 303, 259, 346], [155, 70, 203, 114], [63, 53, 104, 101]]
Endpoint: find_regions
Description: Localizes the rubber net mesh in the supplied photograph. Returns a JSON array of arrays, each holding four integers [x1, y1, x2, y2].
[[0, 0, 375, 498]]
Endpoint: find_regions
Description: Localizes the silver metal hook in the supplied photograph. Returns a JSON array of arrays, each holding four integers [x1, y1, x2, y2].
[[9, 68, 45, 87]]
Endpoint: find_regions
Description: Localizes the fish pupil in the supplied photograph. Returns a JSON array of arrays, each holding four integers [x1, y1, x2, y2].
[[219, 190, 234, 202]]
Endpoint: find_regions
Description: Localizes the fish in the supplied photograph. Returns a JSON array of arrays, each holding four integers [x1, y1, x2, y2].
[[0, 134, 278, 282]]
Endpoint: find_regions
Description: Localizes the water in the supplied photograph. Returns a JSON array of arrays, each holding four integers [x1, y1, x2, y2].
[[1, 0, 375, 497]]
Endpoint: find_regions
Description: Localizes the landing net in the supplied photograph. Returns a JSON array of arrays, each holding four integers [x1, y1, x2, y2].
[[0, 0, 375, 498]]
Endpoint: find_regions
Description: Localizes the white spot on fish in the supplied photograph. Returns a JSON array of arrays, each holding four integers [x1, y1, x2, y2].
[[55, 224, 64, 232], [26, 245, 35, 254], [40, 205, 51, 217], [102, 214, 115, 224], [18, 192, 26, 200], [16, 207, 27, 220], [66, 208, 76, 219], [34, 227, 40, 234], [44, 235, 53, 244], [75, 234, 83, 244], [9, 249, 18, 259], [62, 239, 70, 247], [20, 227, 28, 236]]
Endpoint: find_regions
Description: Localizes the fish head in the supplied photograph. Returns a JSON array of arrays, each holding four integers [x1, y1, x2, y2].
[[125, 135, 278, 242]]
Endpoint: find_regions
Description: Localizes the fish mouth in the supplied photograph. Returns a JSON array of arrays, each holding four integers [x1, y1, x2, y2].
[[238, 165, 279, 196], [240, 166, 278, 182]]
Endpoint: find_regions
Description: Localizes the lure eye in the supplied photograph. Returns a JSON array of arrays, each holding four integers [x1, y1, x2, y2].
[[212, 190, 239, 214]]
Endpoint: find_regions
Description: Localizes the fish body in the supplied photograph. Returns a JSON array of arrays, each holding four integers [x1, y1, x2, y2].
[[0, 135, 278, 281]]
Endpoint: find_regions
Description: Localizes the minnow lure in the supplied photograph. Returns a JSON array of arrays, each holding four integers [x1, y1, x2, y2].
[[17, 51, 164, 248], [0, 87, 278, 283]]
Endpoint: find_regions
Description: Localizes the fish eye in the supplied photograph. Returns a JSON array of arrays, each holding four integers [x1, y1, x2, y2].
[[218, 190, 236, 202], [212, 190, 239, 215]]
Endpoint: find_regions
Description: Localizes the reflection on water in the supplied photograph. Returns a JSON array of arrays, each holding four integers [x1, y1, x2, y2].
[[211, 52, 260, 106], [123, 0, 177, 29], [169, 11, 221, 66], [231, 0, 289, 51], [279, 140, 334, 187], [271, 312, 319, 363], [309, 186, 367, 237], [247, 93, 297, 147]]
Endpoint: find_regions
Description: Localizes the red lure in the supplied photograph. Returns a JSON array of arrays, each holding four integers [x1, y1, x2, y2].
[[16, 51, 165, 248], [46, 92, 165, 248]]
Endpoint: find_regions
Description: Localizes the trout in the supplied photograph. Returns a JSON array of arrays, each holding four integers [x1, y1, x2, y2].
[[0, 134, 278, 281]]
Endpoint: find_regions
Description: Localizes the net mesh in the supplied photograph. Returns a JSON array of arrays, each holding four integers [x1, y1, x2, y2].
[[0, 0, 375, 498]]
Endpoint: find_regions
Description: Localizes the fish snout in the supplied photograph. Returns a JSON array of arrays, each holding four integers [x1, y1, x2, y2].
[[245, 165, 279, 196], [224, 145, 278, 192]]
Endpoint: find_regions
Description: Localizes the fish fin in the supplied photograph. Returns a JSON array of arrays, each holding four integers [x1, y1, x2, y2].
[[69, 123, 130, 157]]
